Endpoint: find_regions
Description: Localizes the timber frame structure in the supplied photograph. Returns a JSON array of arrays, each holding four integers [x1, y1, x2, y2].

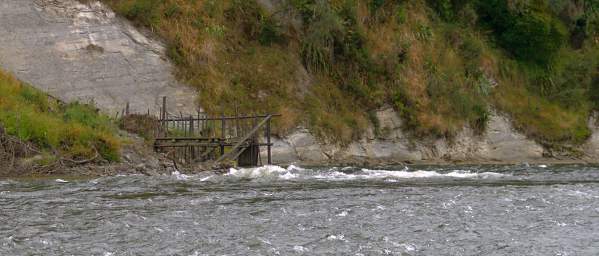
[[153, 97, 279, 167]]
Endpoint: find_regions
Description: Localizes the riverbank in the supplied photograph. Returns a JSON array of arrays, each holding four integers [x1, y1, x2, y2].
[[0, 131, 175, 178], [265, 108, 599, 167], [1, 0, 599, 178]]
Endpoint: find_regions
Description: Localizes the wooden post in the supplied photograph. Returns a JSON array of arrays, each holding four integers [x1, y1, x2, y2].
[[235, 104, 240, 137], [162, 96, 167, 120], [197, 111, 201, 135], [220, 113, 226, 156], [253, 116, 258, 166], [267, 117, 272, 165], [189, 115, 194, 136]]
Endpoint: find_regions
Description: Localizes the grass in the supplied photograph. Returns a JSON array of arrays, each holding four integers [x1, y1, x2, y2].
[[0, 70, 121, 162], [494, 82, 592, 145], [100, 0, 599, 146]]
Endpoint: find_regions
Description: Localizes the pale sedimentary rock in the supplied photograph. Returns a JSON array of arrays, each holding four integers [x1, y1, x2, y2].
[[584, 112, 599, 159], [266, 107, 556, 165], [0, 0, 196, 115]]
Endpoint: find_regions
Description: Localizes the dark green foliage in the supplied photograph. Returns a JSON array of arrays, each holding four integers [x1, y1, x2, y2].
[[164, 3, 182, 18], [122, 0, 161, 28], [225, 0, 286, 46], [499, 12, 566, 65], [429, 0, 454, 21], [299, 1, 344, 73], [258, 17, 286, 46], [477, 0, 567, 66], [166, 37, 186, 66], [428, 0, 474, 22], [370, 0, 386, 12]]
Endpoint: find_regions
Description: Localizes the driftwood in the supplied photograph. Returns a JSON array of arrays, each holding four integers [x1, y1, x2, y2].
[[0, 125, 36, 173]]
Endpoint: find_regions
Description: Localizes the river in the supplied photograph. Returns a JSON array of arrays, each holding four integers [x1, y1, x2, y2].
[[1, 165, 599, 255]]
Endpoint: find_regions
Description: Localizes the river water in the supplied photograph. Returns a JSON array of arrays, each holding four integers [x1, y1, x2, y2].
[[1, 165, 599, 255]]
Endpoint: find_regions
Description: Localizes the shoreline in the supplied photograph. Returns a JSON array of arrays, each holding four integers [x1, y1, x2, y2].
[[2, 157, 597, 179]]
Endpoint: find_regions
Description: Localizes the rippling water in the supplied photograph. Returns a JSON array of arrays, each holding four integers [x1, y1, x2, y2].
[[2, 165, 599, 255]]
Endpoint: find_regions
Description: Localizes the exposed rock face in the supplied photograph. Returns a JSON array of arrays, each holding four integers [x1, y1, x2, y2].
[[475, 113, 545, 162], [265, 107, 556, 165], [585, 112, 599, 159], [0, 0, 196, 115]]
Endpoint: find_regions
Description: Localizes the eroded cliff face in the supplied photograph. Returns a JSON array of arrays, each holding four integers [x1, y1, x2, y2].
[[0, 0, 196, 114], [266, 108, 599, 165], [585, 113, 599, 159]]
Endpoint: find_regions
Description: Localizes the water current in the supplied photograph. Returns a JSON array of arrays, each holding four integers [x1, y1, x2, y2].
[[1, 164, 599, 255]]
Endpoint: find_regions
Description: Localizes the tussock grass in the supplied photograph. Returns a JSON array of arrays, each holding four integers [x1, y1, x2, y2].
[[0, 70, 121, 161], [100, 0, 599, 146]]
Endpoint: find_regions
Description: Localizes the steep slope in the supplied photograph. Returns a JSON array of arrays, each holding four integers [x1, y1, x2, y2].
[[99, 0, 599, 148], [2, 0, 598, 165], [0, 0, 197, 115]]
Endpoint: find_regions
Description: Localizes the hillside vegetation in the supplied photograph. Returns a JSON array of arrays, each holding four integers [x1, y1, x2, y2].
[[101, 0, 599, 147], [0, 70, 120, 163]]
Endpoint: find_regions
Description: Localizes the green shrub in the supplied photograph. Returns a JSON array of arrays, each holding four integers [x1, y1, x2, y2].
[[370, 0, 386, 13], [477, 0, 567, 66], [0, 70, 121, 161], [121, 0, 161, 28], [258, 17, 286, 46], [428, 0, 454, 21], [300, 1, 344, 73], [164, 3, 181, 18]]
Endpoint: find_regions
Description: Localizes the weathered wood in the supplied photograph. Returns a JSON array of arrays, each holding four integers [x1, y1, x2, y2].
[[215, 115, 272, 164], [160, 114, 280, 122], [162, 96, 167, 120], [154, 97, 278, 167], [220, 113, 226, 156], [267, 118, 272, 165]]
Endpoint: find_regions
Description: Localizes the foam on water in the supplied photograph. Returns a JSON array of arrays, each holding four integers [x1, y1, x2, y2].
[[227, 165, 299, 180], [223, 165, 505, 182], [171, 171, 191, 181]]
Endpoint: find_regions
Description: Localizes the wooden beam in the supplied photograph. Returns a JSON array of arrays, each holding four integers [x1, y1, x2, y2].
[[216, 115, 272, 163]]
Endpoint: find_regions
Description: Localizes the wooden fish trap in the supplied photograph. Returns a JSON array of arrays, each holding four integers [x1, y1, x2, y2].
[[153, 97, 279, 167]]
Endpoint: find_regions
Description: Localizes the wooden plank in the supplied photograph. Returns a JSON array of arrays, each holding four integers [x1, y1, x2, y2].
[[154, 142, 239, 147], [216, 115, 272, 163], [267, 118, 272, 165], [160, 114, 281, 122]]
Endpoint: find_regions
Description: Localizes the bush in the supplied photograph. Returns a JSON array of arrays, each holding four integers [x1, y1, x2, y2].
[[258, 17, 286, 46], [0, 70, 121, 161], [477, 0, 567, 66], [122, 0, 161, 28], [427, 0, 474, 22]]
